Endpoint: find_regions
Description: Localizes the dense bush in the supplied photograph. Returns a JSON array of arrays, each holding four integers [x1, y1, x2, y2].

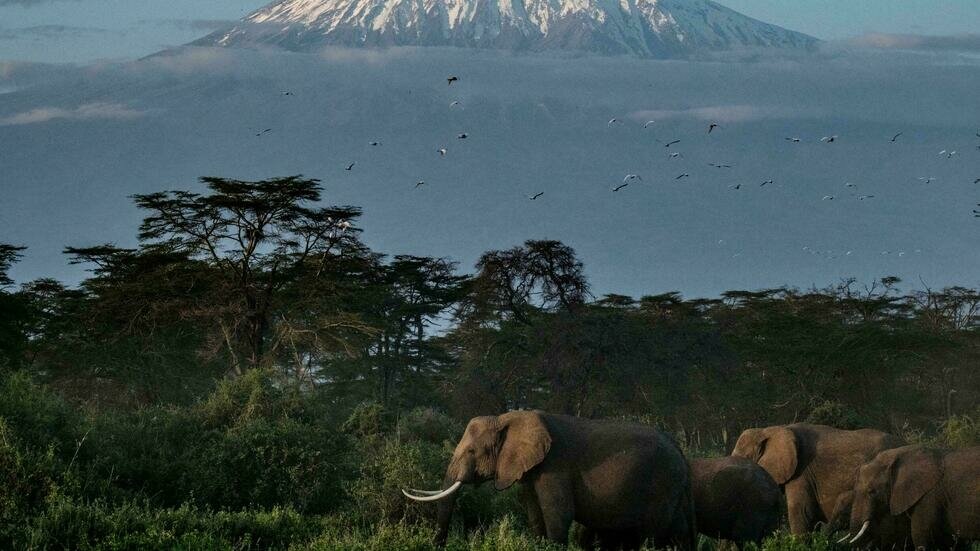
[[22, 497, 321, 551], [805, 401, 867, 430], [937, 408, 980, 448]]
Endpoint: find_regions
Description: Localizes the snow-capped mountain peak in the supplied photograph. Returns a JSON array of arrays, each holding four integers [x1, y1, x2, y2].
[[195, 0, 818, 58]]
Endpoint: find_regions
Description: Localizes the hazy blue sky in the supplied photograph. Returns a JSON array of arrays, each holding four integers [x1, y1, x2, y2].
[[1, 0, 980, 62]]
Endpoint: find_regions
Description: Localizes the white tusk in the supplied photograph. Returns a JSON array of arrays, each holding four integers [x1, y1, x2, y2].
[[402, 481, 462, 502], [849, 521, 870, 544], [837, 534, 852, 544], [405, 488, 446, 496]]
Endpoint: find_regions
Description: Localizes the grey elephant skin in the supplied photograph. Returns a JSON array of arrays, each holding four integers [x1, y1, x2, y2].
[[407, 410, 696, 549], [732, 423, 904, 534], [848, 445, 979, 550], [689, 456, 781, 545]]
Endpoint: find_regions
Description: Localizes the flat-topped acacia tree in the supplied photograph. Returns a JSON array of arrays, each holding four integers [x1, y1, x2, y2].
[[131, 175, 363, 373]]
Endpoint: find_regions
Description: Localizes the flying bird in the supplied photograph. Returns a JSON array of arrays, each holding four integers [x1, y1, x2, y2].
[[659, 139, 681, 148], [845, 182, 857, 188], [785, 137, 801, 142], [281, 91, 293, 96], [255, 128, 272, 136], [675, 173, 690, 180], [613, 183, 629, 192], [729, 183, 741, 190], [643, 120, 656, 128], [974, 178, 980, 184], [457, 133, 468, 139], [623, 174, 642, 182], [529, 192, 544, 200], [760, 179, 773, 187], [822, 195, 835, 200], [708, 163, 732, 168], [369, 141, 381, 146], [939, 149, 956, 158], [708, 123, 719, 134], [450, 101, 461, 108], [918, 177, 936, 183], [447, 76, 458, 86], [415, 181, 425, 188], [345, 162, 355, 171], [669, 152, 683, 159], [858, 195, 875, 200], [437, 148, 447, 156], [890, 132, 903, 142], [820, 135, 838, 143], [607, 118, 622, 126]]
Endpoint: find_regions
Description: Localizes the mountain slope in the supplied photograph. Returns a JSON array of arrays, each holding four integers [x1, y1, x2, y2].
[[194, 0, 818, 57]]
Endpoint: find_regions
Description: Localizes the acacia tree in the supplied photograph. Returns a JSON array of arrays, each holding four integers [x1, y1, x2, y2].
[[0, 244, 28, 367], [449, 240, 592, 414], [367, 255, 466, 406], [130, 176, 363, 373]]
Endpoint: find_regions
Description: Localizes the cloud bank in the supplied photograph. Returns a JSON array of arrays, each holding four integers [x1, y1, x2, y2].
[[0, 102, 147, 125], [847, 33, 980, 52], [0, 25, 109, 40]]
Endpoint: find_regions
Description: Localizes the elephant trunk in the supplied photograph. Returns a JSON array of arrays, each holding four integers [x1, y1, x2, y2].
[[435, 473, 459, 546]]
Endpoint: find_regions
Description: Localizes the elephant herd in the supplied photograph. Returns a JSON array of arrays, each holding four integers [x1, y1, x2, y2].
[[403, 411, 980, 550]]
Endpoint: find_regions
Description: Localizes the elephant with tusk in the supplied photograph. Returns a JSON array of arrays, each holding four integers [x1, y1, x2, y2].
[[846, 445, 979, 550], [731, 423, 904, 535], [403, 410, 696, 549]]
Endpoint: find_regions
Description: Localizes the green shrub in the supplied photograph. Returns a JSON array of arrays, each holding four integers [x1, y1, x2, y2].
[[300, 516, 563, 551], [938, 409, 979, 448], [23, 497, 321, 551], [805, 401, 865, 430], [0, 371, 81, 453], [348, 437, 448, 525], [343, 402, 394, 442], [197, 370, 312, 428]]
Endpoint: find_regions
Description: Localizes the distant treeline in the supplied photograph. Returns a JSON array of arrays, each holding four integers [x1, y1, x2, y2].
[[1, 176, 978, 440], [1, 176, 978, 549]]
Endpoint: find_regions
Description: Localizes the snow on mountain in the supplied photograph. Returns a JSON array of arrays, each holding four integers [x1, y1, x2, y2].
[[194, 0, 818, 57]]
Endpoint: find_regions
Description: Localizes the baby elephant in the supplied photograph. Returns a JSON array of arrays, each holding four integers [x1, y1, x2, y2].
[[690, 456, 782, 545]]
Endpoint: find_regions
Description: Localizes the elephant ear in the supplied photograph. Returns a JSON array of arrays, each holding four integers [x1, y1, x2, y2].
[[889, 447, 941, 515], [758, 427, 798, 484], [494, 411, 552, 490]]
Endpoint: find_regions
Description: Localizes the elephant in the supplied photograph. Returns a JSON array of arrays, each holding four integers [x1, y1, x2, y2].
[[846, 445, 979, 550], [731, 423, 903, 534], [403, 410, 696, 549], [689, 456, 782, 545]]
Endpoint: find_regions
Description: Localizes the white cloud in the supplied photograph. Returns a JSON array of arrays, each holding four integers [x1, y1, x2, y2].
[[845, 33, 980, 52], [0, 102, 147, 125]]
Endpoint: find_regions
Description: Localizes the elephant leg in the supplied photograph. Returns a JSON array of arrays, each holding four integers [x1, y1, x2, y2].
[[532, 473, 574, 543], [909, 501, 946, 551], [785, 482, 819, 534], [521, 484, 546, 539]]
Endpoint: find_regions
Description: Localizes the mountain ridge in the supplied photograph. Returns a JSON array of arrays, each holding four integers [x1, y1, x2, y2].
[[193, 0, 819, 58]]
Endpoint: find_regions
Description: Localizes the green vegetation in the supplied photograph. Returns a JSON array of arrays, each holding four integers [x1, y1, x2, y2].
[[1, 176, 977, 549]]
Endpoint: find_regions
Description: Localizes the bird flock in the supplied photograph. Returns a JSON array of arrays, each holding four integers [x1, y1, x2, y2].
[[261, 75, 979, 249]]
